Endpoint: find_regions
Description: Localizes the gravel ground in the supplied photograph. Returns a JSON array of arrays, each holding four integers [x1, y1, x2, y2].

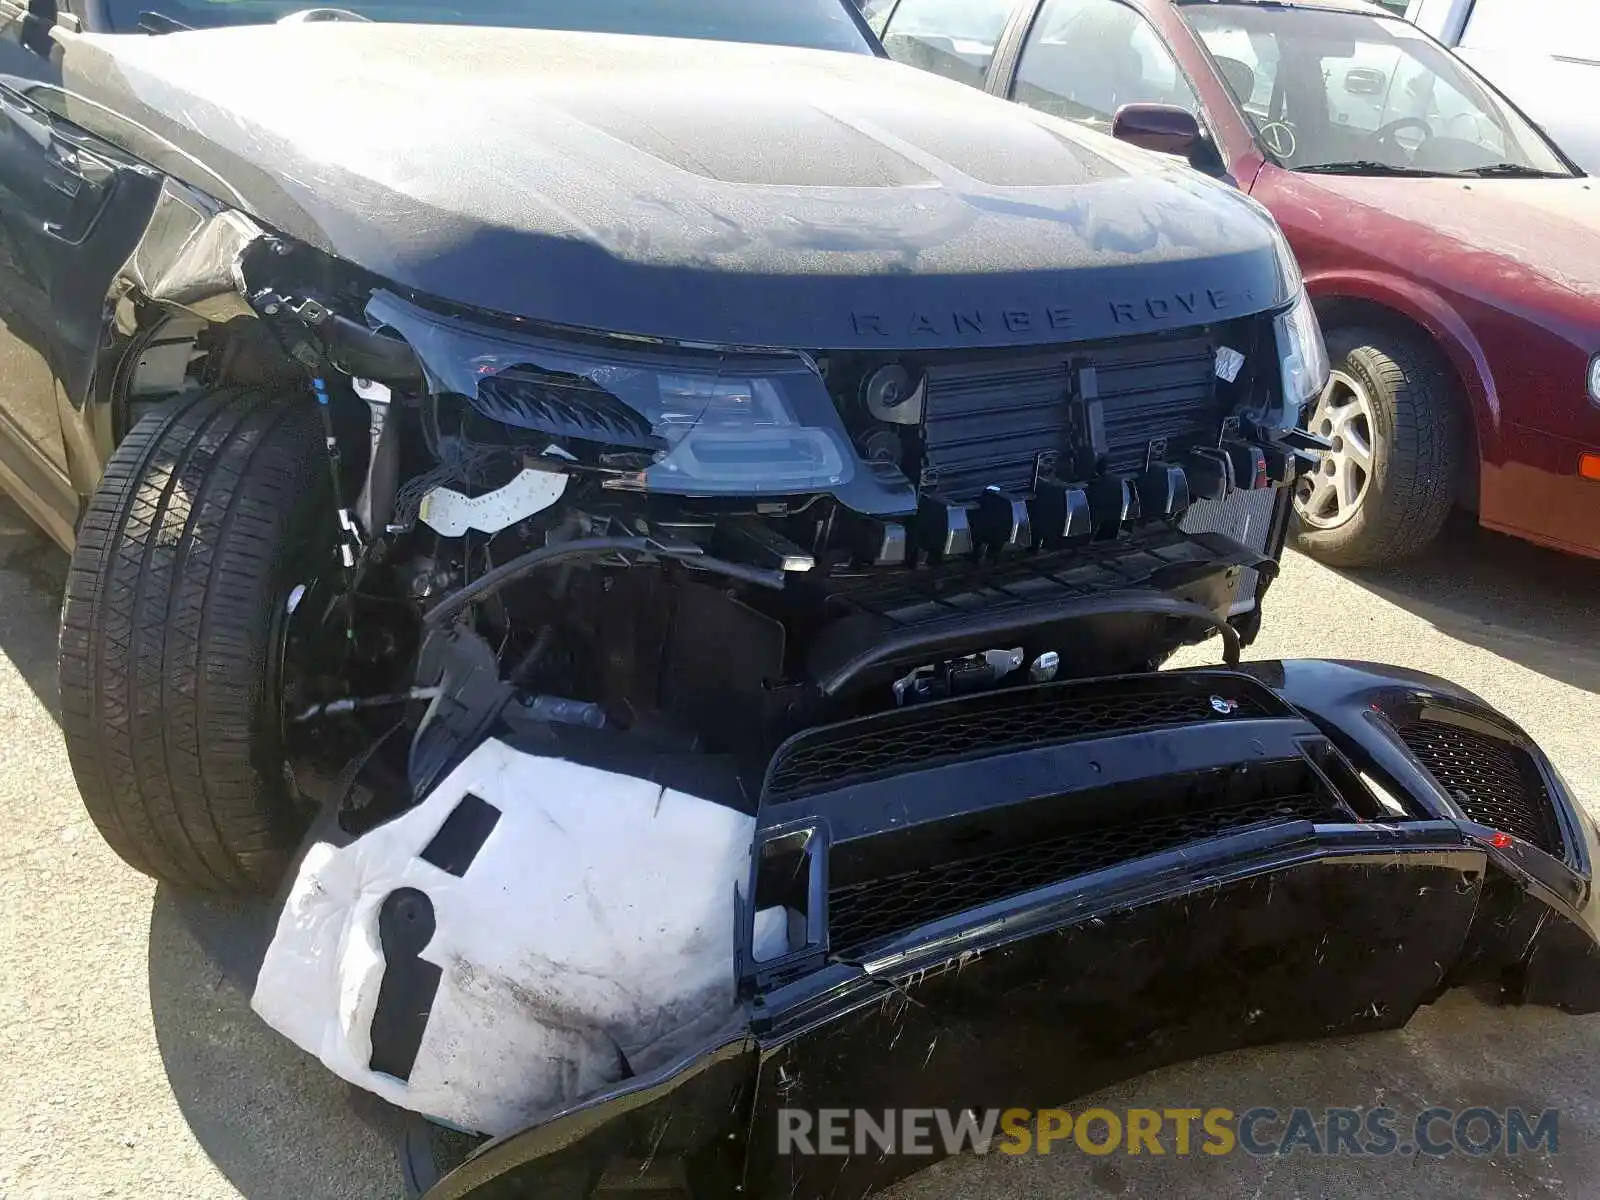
[[1, 498, 1597, 1199]]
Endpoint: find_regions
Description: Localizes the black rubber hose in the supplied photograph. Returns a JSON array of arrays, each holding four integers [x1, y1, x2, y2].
[[322, 314, 426, 389], [422, 536, 785, 629], [508, 625, 556, 688]]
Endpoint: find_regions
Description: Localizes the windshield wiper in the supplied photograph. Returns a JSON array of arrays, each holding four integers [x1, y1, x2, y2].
[[1296, 161, 1450, 177], [1455, 163, 1571, 178]]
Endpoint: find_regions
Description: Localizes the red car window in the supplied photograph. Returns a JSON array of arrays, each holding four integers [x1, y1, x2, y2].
[[1013, 0, 1198, 131]]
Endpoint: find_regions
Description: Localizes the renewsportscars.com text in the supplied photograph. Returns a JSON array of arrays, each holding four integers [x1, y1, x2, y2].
[[777, 1106, 1560, 1158]]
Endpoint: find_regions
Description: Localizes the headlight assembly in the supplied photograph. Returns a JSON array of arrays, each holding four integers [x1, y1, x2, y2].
[[365, 290, 873, 502], [1231, 198, 1326, 431], [1274, 288, 1331, 428]]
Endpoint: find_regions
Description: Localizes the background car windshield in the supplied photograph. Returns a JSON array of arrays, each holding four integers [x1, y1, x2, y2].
[[105, 0, 876, 51], [1183, 4, 1573, 176]]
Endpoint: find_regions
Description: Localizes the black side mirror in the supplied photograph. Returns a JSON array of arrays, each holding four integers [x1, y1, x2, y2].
[[1112, 103, 1235, 184], [1112, 103, 1202, 155]]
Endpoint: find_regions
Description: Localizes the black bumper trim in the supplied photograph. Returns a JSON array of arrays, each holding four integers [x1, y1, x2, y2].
[[420, 659, 1600, 1200]]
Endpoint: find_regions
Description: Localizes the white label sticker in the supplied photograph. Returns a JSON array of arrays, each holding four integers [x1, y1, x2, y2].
[[1215, 346, 1246, 384]]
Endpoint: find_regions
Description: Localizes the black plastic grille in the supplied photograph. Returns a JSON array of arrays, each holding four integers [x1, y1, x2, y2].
[[1396, 720, 1561, 855], [828, 790, 1344, 953], [1096, 334, 1220, 476], [767, 678, 1277, 800], [812, 526, 1240, 627], [918, 330, 1221, 499], [475, 368, 657, 448], [1179, 486, 1282, 615]]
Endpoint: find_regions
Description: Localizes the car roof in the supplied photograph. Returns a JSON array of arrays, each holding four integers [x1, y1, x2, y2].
[[1172, 0, 1399, 19]]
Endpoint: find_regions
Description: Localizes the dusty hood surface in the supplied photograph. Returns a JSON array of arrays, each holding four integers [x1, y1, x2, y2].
[[59, 24, 1289, 347]]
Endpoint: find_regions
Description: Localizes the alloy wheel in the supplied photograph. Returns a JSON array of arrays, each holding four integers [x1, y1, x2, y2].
[[1296, 370, 1377, 530]]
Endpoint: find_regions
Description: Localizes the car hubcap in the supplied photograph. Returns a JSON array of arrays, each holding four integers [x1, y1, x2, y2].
[[1296, 370, 1376, 530]]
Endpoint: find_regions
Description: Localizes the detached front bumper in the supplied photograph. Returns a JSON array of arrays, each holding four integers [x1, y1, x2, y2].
[[422, 659, 1600, 1200]]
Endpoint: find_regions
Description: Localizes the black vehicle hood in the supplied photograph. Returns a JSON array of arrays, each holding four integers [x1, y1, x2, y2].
[[59, 24, 1291, 348]]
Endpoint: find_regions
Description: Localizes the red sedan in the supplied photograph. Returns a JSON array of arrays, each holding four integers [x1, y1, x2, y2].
[[868, 0, 1600, 564]]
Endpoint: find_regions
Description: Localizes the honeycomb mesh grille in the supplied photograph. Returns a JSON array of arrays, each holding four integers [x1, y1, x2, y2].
[[767, 681, 1276, 800], [1395, 721, 1561, 855], [828, 790, 1344, 954]]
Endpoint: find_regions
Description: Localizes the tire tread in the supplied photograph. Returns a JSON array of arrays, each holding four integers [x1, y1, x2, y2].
[[59, 385, 329, 893], [1294, 325, 1464, 568]]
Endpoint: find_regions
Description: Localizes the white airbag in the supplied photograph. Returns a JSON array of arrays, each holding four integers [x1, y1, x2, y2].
[[251, 738, 781, 1136]]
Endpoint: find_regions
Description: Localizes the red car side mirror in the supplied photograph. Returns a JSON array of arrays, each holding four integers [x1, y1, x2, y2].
[[1112, 103, 1234, 184], [1112, 103, 1202, 156]]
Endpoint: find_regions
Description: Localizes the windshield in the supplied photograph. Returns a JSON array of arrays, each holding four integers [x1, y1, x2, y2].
[[1181, 4, 1574, 178], [106, 0, 877, 52]]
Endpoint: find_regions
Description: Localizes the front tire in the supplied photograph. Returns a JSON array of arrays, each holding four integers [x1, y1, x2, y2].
[[1292, 326, 1465, 568], [59, 385, 333, 893]]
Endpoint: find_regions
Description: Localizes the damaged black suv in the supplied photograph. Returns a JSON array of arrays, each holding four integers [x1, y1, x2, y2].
[[0, 0, 1326, 890], [15, 6, 1600, 1198]]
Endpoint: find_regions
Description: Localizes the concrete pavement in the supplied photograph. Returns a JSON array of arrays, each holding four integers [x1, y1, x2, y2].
[[1, 498, 1597, 1199]]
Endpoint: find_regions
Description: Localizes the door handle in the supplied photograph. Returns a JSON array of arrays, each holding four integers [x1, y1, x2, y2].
[[41, 143, 117, 243], [46, 138, 113, 188], [0, 81, 46, 129], [0, 84, 120, 243]]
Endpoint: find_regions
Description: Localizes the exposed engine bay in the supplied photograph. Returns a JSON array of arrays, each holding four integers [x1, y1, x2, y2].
[[220, 252, 1321, 819], [211, 226, 1323, 1147], [36, 23, 1334, 836]]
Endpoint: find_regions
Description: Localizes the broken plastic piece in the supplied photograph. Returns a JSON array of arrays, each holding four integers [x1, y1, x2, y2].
[[419, 468, 569, 536], [252, 739, 787, 1136]]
